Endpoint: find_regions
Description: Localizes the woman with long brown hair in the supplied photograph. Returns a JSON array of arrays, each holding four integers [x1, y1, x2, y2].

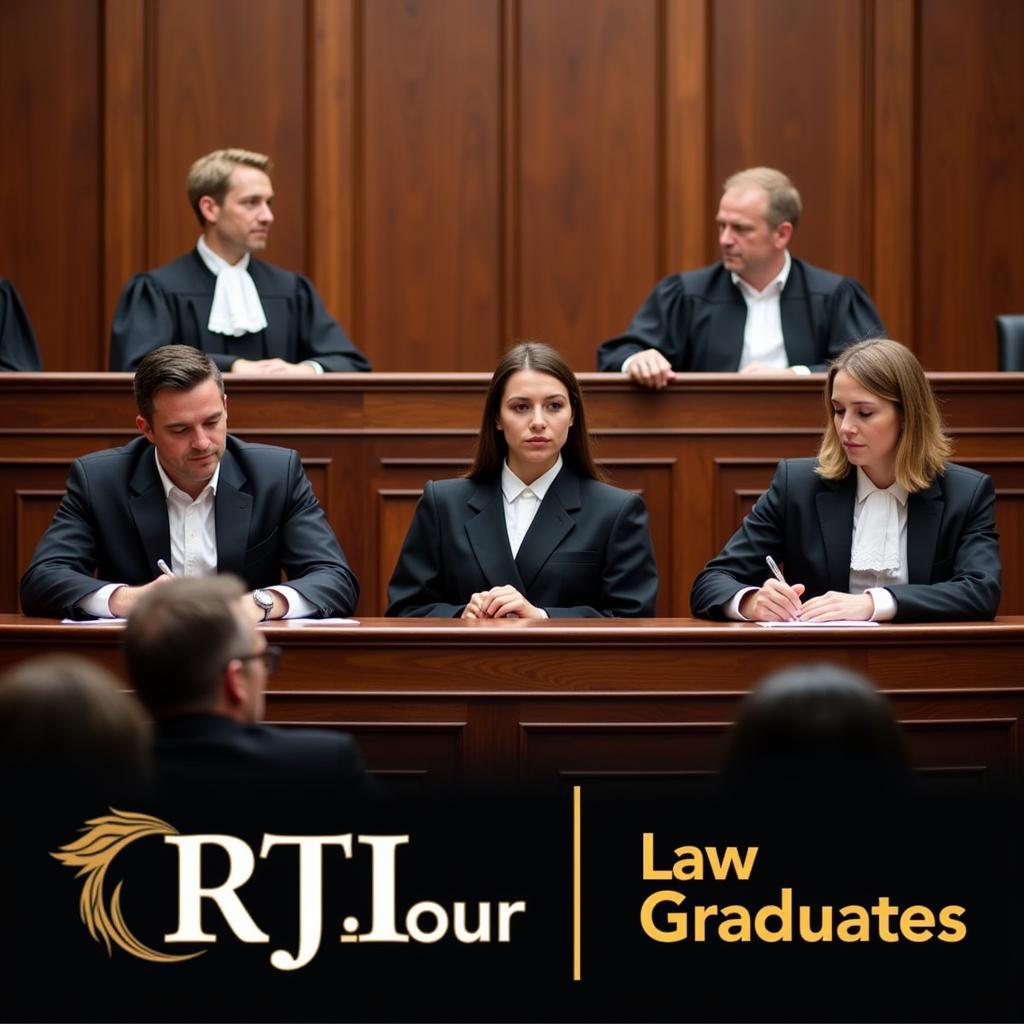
[[691, 338, 1001, 622], [387, 342, 658, 617]]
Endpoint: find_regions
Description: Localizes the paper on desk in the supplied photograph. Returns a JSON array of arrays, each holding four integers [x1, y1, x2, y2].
[[60, 617, 127, 625], [276, 618, 360, 627], [757, 620, 880, 628]]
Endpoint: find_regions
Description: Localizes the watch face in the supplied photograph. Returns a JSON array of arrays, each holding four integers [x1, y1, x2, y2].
[[253, 589, 273, 609]]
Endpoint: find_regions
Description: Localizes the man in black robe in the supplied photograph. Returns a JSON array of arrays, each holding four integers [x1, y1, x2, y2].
[[597, 167, 884, 387], [110, 148, 370, 375], [0, 277, 43, 370]]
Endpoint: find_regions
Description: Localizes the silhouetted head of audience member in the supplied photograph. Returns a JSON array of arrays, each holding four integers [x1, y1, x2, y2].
[[124, 574, 273, 723], [0, 654, 150, 816], [721, 662, 911, 799]]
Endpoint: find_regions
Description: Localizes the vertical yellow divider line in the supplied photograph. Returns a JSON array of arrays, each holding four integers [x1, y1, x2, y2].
[[573, 783, 581, 981]]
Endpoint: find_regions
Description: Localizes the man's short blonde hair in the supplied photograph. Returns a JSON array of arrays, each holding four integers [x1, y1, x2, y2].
[[187, 148, 273, 227], [723, 167, 802, 229]]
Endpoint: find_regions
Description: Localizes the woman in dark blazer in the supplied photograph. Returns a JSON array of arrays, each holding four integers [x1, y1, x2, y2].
[[691, 338, 1001, 622], [387, 342, 658, 618]]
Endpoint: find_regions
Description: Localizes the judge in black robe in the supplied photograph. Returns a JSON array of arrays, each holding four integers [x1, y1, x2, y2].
[[0, 277, 43, 371], [597, 257, 884, 374], [109, 250, 371, 373]]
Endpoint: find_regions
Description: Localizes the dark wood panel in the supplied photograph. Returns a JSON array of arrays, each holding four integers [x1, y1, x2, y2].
[[0, 0, 101, 371], [360, 0, 501, 371], [150, 0, 307, 272], [2, 616, 1023, 784], [517, 0, 660, 370], [918, 0, 1024, 370], [712, 0, 866, 279]]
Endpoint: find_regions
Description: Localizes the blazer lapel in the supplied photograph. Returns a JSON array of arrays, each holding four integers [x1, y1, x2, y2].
[[907, 481, 943, 584], [464, 482, 526, 592], [214, 449, 253, 576], [815, 474, 857, 592], [514, 467, 579, 590], [128, 446, 172, 572]]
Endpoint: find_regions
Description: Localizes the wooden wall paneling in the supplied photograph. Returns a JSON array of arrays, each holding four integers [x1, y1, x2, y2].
[[917, 0, 1024, 370], [869, 0, 915, 351], [360, 0, 502, 372], [308, 0, 357, 344], [663, 0, 711, 274], [516, 0, 660, 372], [0, 0, 102, 372], [711, 0, 867, 279], [150, 0, 307, 271], [102, 0, 147, 359]]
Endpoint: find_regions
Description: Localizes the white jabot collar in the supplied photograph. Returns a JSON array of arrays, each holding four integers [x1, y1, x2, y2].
[[850, 466, 908, 573], [197, 236, 269, 337]]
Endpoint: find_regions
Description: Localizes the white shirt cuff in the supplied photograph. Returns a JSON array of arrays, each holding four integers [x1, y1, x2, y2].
[[620, 352, 639, 373], [78, 583, 125, 618], [724, 587, 759, 621], [790, 364, 812, 375], [271, 584, 317, 619], [866, 586, 897, 622], [301, 359, 325, 374]]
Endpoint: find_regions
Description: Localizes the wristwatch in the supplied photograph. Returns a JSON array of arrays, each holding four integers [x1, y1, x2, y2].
[[252, 589, 274, 622]]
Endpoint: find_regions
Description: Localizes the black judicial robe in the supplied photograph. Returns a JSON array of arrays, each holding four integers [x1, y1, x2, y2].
[[597, 257, 884, 373], [109, 250, 371, 372], [0, 278, 43, 371]]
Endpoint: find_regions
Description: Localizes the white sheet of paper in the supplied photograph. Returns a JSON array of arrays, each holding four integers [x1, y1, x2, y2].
[[275, 617, 360, 627], [60, 617, 127, 625], [757, 620, 880, 628]]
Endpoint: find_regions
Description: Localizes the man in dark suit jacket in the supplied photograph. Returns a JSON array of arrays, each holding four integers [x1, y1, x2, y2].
[[20, 345, 358, 620], [110, 148, 370, 374], [690, 458, 1002, 622], [386, 464, 658, 617], [597, 167, 884, 386], [123, 576, 368, 811]]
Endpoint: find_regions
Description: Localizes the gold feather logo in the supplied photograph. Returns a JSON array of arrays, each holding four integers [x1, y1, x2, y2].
[[51, 808, 204, 963]]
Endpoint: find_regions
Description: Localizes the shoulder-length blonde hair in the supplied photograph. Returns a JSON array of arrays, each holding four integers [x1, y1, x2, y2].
[[466, 342, 606, 482], [817, 338, 951, 492]]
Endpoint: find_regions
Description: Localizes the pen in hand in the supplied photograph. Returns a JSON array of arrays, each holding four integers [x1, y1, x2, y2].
[[156, 559, 175, 578], [765, 555, 801, 620]]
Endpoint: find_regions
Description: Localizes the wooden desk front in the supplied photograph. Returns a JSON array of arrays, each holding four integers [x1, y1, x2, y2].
[[1, 372, 1021, 617], [2, 616, 1021, 788]]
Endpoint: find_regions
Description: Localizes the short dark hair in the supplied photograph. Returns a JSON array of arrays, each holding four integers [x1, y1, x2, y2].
[[133, 345, 224, 422], [124, 576, 249, 716], [722, 662, 910, 796], [0, 655, 150, 796], [466, 341, 606, 482]]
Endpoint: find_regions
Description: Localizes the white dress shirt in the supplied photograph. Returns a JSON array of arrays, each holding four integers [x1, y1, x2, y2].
[[731, 250, 806, 372], [497, 455, 563, 617], [79, 453, 315, 618], [725, 467, 908, 622]]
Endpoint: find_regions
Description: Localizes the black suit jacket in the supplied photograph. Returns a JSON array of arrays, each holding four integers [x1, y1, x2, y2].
[[690, 458, 1002, 622], [20, 435, 358, 619], [597, 257, 884, 372], [109, 250, 371, 372], [386, 466, 658, 617]]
